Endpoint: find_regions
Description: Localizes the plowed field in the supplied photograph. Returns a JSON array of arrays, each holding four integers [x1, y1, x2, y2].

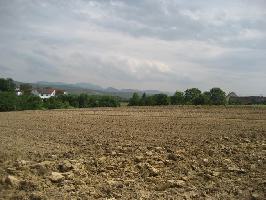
[[0, 106, 265, 199]]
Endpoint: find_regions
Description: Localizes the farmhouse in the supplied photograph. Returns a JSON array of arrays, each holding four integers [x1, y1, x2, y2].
[[32, 88, 56, 99], [227, 92, 266, 105], [31, 88, 67, 99]]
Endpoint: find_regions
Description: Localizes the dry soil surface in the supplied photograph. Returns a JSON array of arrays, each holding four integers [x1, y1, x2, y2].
[[0, 106, 265, 200]]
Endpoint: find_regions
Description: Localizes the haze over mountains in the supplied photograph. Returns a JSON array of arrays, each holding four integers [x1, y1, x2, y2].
[[31, 81, 171, 99]]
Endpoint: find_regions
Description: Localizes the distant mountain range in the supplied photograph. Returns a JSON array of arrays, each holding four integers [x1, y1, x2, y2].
[[29, 81, 172, 100]]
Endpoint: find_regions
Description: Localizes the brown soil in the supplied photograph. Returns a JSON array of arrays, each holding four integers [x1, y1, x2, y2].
[[0, 106, 265, 200]]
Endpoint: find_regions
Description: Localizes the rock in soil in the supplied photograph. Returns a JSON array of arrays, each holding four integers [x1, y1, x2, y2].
[[49, 172, 65, 183], [0, 107, 265, 199], [2, 175, 20, 188]]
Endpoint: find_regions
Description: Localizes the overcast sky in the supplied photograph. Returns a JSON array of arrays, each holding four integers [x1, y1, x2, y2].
[[0, 0, 265, 95]]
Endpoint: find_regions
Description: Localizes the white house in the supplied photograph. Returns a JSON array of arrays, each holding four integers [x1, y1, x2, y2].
[[15, 88, 22, 96], [32, 88, 56, 99]]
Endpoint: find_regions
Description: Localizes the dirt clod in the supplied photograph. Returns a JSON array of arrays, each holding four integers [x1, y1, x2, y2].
[[49, 172, 65, 183], [0, 106, 265, 199], [3, 175, 20, 187], [58, 160, 73, 172]]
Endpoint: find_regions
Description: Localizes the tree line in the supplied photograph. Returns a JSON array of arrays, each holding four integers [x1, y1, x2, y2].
[[129, 88, 227, 106], [1, 77, 265, 112], [0, 78, 120, 112]]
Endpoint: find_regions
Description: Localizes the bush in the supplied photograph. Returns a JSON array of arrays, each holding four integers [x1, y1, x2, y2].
[[78, 94, 89, 108], [58, 94, 79, 107], [128, 93, 140, 106], [129, 93, 170, 106], [153, 94, 169, 105], [0, 92, 17, 112], [145, 96, 156, 106], [193, 94, 208, 105], [43, 97, 70, 109], [170, 91, 184, 105], [17, 95, 43, 110], [98, 96, 120, 107], [139, 93, 147, 106]]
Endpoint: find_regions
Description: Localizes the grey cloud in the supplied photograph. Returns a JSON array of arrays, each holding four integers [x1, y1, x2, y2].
[[0, 0, 265, 94], [0, 65, 10, 73], [78, 0, 266, 45]]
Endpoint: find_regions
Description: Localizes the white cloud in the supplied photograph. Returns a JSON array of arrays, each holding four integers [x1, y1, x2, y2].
[[239, 29, 265, 40], [0, 0, 265, 95]]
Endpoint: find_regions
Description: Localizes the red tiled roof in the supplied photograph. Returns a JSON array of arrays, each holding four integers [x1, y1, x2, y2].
[[36, 88, 55, 95]]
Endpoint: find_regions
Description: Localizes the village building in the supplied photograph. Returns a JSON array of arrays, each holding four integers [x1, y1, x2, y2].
[[32, 88, 56, 99], [31, 88, 67, 99], [15, 88, 22, 96], [227, 92, 266, 105]]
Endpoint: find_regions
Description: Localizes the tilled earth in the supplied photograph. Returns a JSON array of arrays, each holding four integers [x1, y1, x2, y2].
[[0, 106, 265, 200]]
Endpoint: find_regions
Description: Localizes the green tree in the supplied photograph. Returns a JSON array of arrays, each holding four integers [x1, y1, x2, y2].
[[56, 94, 120, 108], [193, 94, 209, 105], [140, 93, 147, 106], [78, 94, 89, 108], [209, 88, 226, 105], [26, 95, 43, 110], [146, 96, 155, 106], [202, 91, 211, 105], [184, 88, 201, 104], [87, 95, 99, 107], [20, 83, 32, 95], [0, 78, 16, 92], [63, 94, 79, 108], [128, 93, 140, 106], [43, 97, 69, 109], [153, 94, 169, 105], [0, 92, 17, 111], [17, 95, 43, 110], [98, 96, 120, 107], [170, 91, 184, 105]]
